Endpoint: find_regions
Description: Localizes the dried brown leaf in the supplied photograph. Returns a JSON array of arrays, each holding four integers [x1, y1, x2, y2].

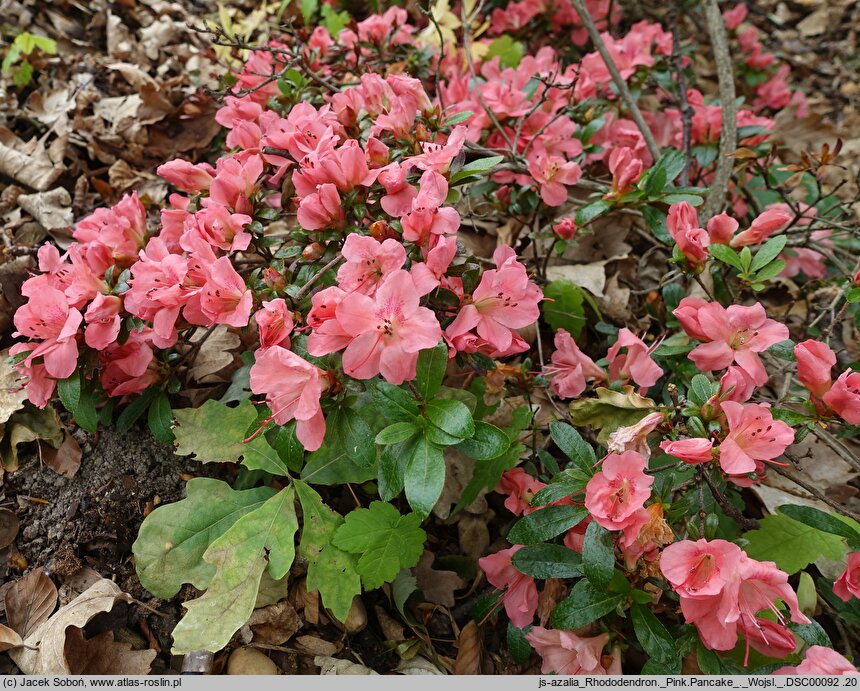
[[189, 325, 240, 383], [0, 508, 20, 550], [9, 578, 132, 674], [64, 628, 155, 674], [5, 569, 58, 638], [0, 624, 23, 652], [454, 620, 481, 675], [0, 133, 67, 192], [413, 551, 466, 608], [41, 431, 82, 478], [17, 188, 72, 231], [0, 352, 27, 425], [242, 600, 302, 646]]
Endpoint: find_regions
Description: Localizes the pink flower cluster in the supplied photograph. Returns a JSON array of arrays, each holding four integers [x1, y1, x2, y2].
[[661, 539, 808, 662]]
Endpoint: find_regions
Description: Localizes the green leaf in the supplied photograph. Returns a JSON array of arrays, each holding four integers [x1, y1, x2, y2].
[[330, 406, 375, 467], [531, 471, 588, 504], [653, 149, 686, 186], [378, 439, 409, 501], [575, 199, 612, 226], [743, 513, 847, 574], [444, 110, 474, 126], [332, 502, 426, 589], [582, 521, 615, 589], [173, 399, 257, 463], [777, 505, 860, 540], [549, 421, 597, 475], [507, 623, 532, 664], [542, 281, 586, 339], [568, 387, 656, 444], [170, 486, 299, 654], [688, 374, 719, 407], [133, 478, 277, 599], [372, 381, 420, 423], [791, 619, 831, 648], [709, 244, 744, 271], [751, 259, 786, 282], [511, 544, 583, 579], [12, 60, 33, 88], [404, 435, 446, 517], [294, 481, 361, 622], [425, 399, 474, 440], [301, 440, 376, 485], [57, 374, 81, 419], [484, 35, 524, 68], [696, 642, 723, 675], [550, 580, 624, 629], [147, 392, 174, 444], [270, 423, 305, 472], [631, 603, 677, 665], [508, 505, 589, 545], [376, 422, 420, 445], [454, 421, 510, 460], [450, 156, 505, 185], [750, 235, 788, 272], [300, 0, 318, 23], [415, 341, 449, 400], [641, 205, 671, 244], [243, 436, 291, 476]]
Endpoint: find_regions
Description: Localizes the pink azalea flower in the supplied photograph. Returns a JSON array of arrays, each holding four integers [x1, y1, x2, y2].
[[445, 246, 542, 355], [181, 205, 252, 253], [795, 339, 835, 399], [73, 192, 148, 268], [157, 159, 214, 194], [405, 126, 467, 172], [249, 345, 329, 451], [706, 213, 738, 245], [200, 256, 253, 328], [544, 328, 605, 399], [673, 299, 788, 386], [723, 3, 748, 30], [584, 451, 654, 546], [207, 154, 264, 213], [719, 365, 757, 403], [730, 208, 791, 248], [718, 401, 793, 476], [606, 412, 665, 458], [400, 170, 461, 245], [607, 147, 642, 197], [410, 235, 458, 295], [9, 343, 55, 408], [661, 539, 745, 598], [292, 139, 379, 197], [606, 328, 664, 389], [297, 183, 347, 231], [552, 218, 577, 240], [525, 627, 615, 675], [255, 298, 293, 350], [308, 270, 442, 385], [337, 234, 406, 295], [477, 546, 538, 628], [776, 646, 859, 675], [659, 438, 714, 465], [823, 370, 860, 424], [528, 154, 582, 207], [377, 163, 418, 217], [667, 202, 710, 267], [497, 468, 546, 516], [834, 552, 860, 602], [99, 330, 159, 398], [13, 285, 83, 380], [84, 294, 123, 350]]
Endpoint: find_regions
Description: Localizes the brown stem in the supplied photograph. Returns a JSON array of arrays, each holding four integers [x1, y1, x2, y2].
[[700, 0, 738, 223], [773, 458, 860, 523], [700, 468, 760, 530], [294, 253, 343, 301], [569, 0, 660, 163]]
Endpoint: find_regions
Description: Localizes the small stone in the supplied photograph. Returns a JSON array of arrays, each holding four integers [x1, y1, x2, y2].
[[226, 647, 280, 675]]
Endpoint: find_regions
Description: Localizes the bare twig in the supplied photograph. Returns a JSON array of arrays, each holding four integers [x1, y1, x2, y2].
[[774, 457, 860, 523], [569, 0, 660, 163], [294, 253, 343, 301], [700, 0, 737, 222], [700, 468, 760, 530]]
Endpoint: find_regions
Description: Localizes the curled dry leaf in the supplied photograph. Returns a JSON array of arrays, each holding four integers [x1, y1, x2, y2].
[[0, 352, 27, 425], [315, 655, 378, 675], [454, 620, 481, 675], [240, 599, 302, 646], [5, 569, 58, 639], [0, 133, 67, 192], [0, 508, 19, 550], [40, 431, 82, 478], [63, 627, 156, 675], [0, 624, 23, 652], [413, 551, 466, 608], [188, 325, 240, 383], [16, 188, 72, 231], [9, 578, 137, 674]]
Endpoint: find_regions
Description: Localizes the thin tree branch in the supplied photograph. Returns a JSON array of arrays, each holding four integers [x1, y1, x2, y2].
[[700, 0, 737, 222], [569, 0, 660, 163], [774, 458, 860, 523]]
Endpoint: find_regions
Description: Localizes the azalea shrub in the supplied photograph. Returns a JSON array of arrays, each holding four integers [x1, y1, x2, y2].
[[8, 0, 860, 675]]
